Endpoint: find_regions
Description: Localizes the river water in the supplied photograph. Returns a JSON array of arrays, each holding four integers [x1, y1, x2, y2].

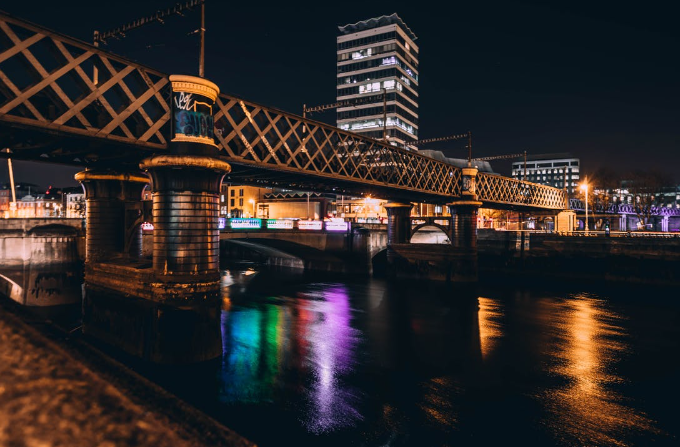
[[144, 268, 679, 447]]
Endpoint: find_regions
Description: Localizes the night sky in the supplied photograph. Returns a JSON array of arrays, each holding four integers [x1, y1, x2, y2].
[[1, 0, 679, 188]]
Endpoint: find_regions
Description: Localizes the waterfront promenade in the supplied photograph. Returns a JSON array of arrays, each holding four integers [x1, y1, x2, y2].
[[0, 298, 251, 447]]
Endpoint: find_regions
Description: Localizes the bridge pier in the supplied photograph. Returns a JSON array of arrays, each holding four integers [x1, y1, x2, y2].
[[80, 75, 229, 363], [141, 155, 230, 297], [447, 201, 482, 282], [384, 202, 413, 264]]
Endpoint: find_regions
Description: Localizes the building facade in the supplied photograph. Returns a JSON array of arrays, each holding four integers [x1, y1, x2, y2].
[[511, 153, 580, 194], [13, 194, 62, 218], [336, 14, 419, 148], [65, 192, 86, 218], [220, 185, 273, 218]]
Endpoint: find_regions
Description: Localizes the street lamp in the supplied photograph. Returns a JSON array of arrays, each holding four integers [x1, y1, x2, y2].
[[580, 178, 589, 235], [248, 198, 255, 218]]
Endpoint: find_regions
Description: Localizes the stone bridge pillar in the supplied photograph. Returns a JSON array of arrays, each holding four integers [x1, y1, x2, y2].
[[140, 155, 230, 288], [384, 202, 413, 263], [449, 202, 482, 250], [82, 75, 229, 364], [75, 170, 149, 262], [447, 166, 482, 282]]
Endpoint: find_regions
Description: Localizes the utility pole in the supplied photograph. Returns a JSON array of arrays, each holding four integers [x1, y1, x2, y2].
[[92, 31, 99, 85], [467, 131, 472, 166], [198, 0, 205, 77], [93, 0, 205, 80], [7, 158, 16, 216]]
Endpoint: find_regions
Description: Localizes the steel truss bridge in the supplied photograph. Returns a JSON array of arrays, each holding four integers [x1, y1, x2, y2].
[[0, 11, 566, 210]]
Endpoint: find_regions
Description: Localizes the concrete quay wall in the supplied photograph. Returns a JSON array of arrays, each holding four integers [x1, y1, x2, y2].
[[478, 229, 680, 285], [0, 223, 84, 306]]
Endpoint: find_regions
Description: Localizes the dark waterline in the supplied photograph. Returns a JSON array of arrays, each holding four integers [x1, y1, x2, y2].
[[133, 268, 679, 447]]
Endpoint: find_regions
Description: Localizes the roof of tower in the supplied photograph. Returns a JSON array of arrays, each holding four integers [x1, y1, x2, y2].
[[338, 13, 417, 41]]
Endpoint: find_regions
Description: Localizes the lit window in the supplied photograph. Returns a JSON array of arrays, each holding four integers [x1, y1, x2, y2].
[[381, 56, 397, 66]]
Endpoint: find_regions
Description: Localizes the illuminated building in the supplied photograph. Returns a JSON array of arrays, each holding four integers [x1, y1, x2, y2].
[[14, 193, 61, 217], [65, 192, 85, 218], [336, 13, 419, 148], [220, 184, 272, 218], [511, 153, 580, 194]]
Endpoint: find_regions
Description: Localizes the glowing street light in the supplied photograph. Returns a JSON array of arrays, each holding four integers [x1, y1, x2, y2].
[[580, 178, 589, 235], [248, 198, 255, 217]]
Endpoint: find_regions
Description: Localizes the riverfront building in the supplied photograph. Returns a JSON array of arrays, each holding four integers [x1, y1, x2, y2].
[[336, 14, 419, 148], [511, 153, 580, 194]]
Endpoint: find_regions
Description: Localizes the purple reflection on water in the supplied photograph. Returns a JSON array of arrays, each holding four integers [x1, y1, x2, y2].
[[301, 284, 362, 434]]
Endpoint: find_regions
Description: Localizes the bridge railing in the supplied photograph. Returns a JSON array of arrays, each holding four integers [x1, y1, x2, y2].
[[569, 198, 680, 216], [0, 12, 170, 152], [476, 172, 567, 210], [213, 93, 462, 198]]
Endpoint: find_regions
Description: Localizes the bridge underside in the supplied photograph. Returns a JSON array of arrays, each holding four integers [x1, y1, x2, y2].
[[0, 121, 566, 210], [0, 123, 155, 168]]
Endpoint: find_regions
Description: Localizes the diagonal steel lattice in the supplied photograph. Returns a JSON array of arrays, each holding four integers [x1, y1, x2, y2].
[[476, 172, 567, 209], [214, 94, 463, 199], [0, 11, 567, 210], [0, 12, 170, 151]]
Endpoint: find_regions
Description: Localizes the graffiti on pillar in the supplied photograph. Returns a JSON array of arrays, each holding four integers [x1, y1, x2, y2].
[[169, 75, 220, 146], [172, 91, 215, 141]]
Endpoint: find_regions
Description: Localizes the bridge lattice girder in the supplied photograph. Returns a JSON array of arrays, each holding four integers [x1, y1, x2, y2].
[[213, 95, 462, 201], [0, 12, 170, 159], [0, 11, 567, 210]]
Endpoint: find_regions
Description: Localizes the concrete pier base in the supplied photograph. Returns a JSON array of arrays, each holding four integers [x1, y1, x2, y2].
[[83, 263, 221, 363]]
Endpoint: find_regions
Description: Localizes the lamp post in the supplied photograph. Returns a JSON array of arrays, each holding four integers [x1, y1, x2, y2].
[[580, 178, 589, 235], [248, 198, 255, 218]]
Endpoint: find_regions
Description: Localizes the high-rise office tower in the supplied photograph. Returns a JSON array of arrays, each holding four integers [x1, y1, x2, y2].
[[337, 14, 419, 148]]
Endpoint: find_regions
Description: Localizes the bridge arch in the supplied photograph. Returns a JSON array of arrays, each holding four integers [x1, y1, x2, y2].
[[410, 223, 451, 244]]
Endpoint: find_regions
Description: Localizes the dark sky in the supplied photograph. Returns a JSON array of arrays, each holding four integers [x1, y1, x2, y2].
[[1, 0, 679, 188]]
